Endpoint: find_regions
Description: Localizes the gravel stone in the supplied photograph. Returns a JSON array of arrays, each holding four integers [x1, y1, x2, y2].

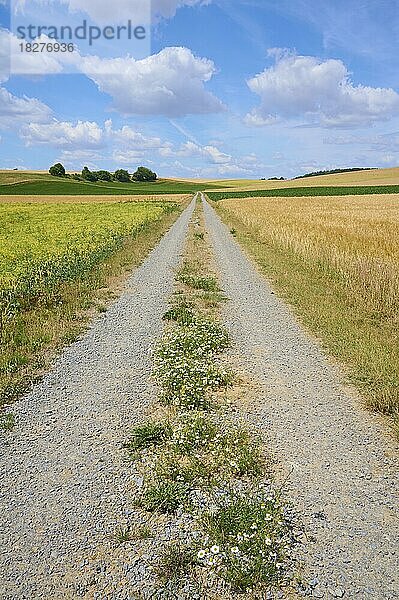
[[0, 199, 195, 598], [202, 196, 399, 600]]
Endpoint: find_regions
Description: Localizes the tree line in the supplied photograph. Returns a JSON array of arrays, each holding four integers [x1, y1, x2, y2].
[[49, 163, 157, 182]]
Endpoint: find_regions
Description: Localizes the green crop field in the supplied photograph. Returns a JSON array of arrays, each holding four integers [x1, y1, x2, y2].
[[0, 174, 227, 196], [207, 184, 399, 201], [0, 201, 174, 306], [0, 198, 181, 404]]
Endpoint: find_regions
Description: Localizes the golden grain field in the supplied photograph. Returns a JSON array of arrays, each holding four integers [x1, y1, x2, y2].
[[222, 194, 399, 317], [204, 167, 399, 191], [217, 194, 399, 419]]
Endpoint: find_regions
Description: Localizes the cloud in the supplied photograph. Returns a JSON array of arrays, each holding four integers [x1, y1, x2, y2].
[[0, 29, 80, 79], [153, 0, 211, 20], [244, 113, 280, 127], [324, 131, 399, 152], [21, 120, 104, 147], [0, 30, 54, 131], [112, 149, 147, 164], [59, 148, 103, 164], [214, 164, 252, 176], [1, 29, 223, 120], [19, 117, 177, 171], [14, 0, 211, 25], [80, 47, 224, 117], [178, 141, 231, 164], [104, 119, 171, 151], [0, 87, 52, 129], [246, 50, 399, 128]]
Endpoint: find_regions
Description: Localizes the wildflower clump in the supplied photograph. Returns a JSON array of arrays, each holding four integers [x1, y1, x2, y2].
[[131, 412, 265, 504], [153, 318, 232, 409], [198, 487, 294, 592], [148, 412, 264, 487]]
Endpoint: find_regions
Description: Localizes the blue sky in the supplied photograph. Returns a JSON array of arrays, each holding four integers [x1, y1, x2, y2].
[[1, 0, 399, 178]]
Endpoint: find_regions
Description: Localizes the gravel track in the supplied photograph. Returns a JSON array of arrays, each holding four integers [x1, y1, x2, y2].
[[202, 196, 399, 599], [0, 198, 195, 599]]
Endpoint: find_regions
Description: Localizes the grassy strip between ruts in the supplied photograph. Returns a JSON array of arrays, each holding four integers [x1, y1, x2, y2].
[[124, 199, 298, 597], [210, 195, 399, 438], [207, 185, 399, 201], [0, 200, 185, 415]]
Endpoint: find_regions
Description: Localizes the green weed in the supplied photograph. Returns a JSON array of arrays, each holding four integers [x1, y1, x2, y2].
[[156, 544, 196, 582], [114, 526, 133, 544], [0, 412, 15, 431], [125, 421, 172, 453], [178, 273, 219, 292], [131, 524, 154, 540], [140, 481, 190, 513], [163, 300, 195, 325]]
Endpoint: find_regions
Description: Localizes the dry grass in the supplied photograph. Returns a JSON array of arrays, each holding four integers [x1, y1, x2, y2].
[[0, 194, 191, 204], [216, 194, 399, 423]]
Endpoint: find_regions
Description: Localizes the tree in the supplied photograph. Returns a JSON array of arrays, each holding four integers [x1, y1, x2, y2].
[[94, 170, 112, 181], [132, 166, 157, 182], [81, 166, 98, 182], [114, 169, 131, 182], [49, 163, 66, 177]]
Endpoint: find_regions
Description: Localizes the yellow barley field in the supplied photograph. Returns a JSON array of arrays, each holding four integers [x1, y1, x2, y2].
[[221, 194, 399, 318], [218, 194, 399, 418], [205, 167, 399, 191]]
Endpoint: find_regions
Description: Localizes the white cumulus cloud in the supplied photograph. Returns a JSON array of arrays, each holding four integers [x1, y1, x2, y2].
[[104, 119, 171, 151], [153, 0, 211, 20], [21, 120, 104, 147], [80, 47, 224, 117], [245, 50, 399, 128]]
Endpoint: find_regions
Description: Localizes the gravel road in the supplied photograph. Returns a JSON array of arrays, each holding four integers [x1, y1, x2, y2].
[[202, 196, 399, 599], [0, 198, 195, 599]]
